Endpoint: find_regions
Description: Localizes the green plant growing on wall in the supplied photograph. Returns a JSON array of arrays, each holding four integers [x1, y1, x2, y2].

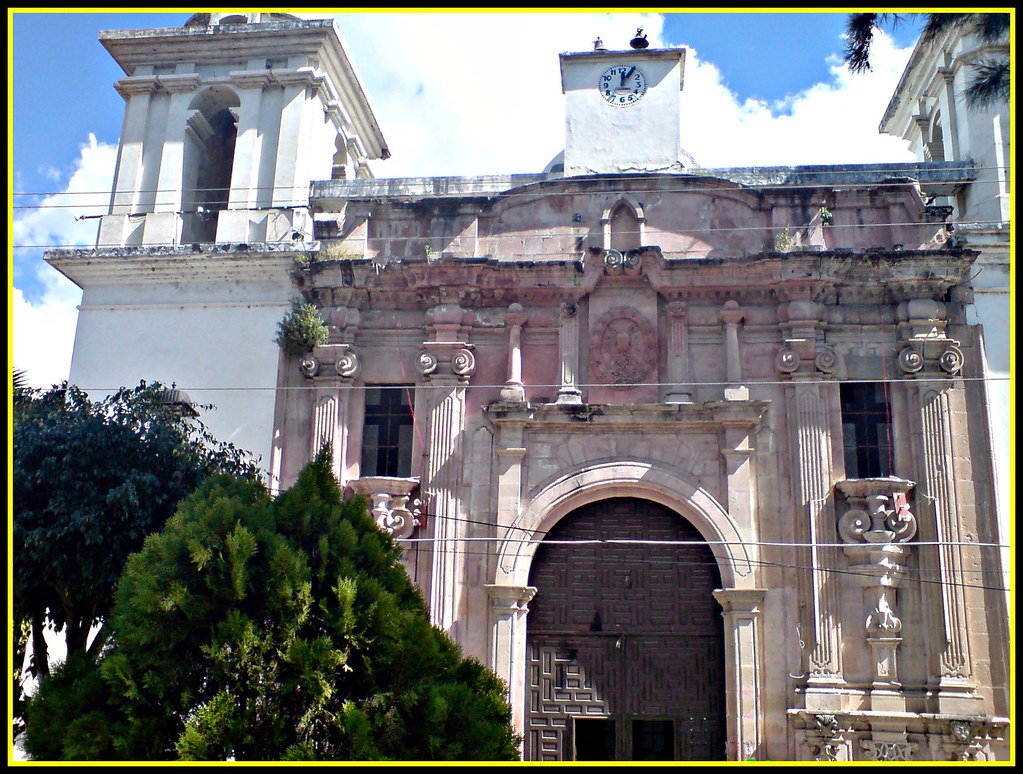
[[818, 206, 833, 226], [774, 227, 793, 252], [275, 300, 328, 357]]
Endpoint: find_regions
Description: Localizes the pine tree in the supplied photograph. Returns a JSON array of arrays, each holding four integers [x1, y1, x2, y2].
[[25, 450, 520, 761]]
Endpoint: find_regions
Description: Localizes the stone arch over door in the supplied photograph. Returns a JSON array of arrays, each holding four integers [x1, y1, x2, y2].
[[525, 497, 726, 761], [487, 461, 766, 761]]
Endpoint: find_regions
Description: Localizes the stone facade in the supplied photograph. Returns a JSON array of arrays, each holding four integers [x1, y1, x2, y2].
[[46, 15, 1009, 761]]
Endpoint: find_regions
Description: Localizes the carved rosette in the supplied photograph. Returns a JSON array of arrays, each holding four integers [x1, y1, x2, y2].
[[603, 249, 641, 275], [775, 344, 800, 374], [299, 354, 320, 378], [938, 344, 964, 375], [335, 347, 361, 379], [416, 350, 439, 376], [451, 348, 476, 377], [589, 306, 657, 387], [897, 346, 924, 375], [814, 346, 837, 374]]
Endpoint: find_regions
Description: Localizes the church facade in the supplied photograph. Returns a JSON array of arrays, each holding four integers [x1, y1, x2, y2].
[[46, 14, 1009, 761]]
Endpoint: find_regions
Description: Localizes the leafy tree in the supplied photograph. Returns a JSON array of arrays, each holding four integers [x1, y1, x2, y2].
[[13, 381, 259, 685], [844, 13, 1009, 108], [25, 451, 520, 761]]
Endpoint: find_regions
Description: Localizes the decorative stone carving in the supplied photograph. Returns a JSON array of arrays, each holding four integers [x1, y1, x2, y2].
[[299, 354, 320, 377], [938, 344, 964, 375], [895, 298, 964, 378], [837, 484, 917, 545], [814, 346, 837, 374], [776, 344, 800, 373], [836, 478, 916, 695], [809, 741, 840, 762], [589, 306, 657, 386], [897, 346, 924, 375], [603, 248, 642, 275], [416, 350, 439, 376], [860, 740, 918, 761], [944, 721, 984, 761], [335, 347, 361, 378], [802, 713, 850, 762], [348, 476, 421, 540], [451, 348, 476, 377]]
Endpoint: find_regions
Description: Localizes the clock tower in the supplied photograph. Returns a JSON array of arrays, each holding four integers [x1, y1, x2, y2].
[[559, 41, 686, 176]]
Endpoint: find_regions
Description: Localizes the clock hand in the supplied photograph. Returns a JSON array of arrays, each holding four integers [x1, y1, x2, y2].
[[621, 66, 636, 88]]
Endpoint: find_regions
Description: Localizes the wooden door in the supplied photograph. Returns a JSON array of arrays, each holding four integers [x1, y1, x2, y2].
[[525, 498, 726, 761]]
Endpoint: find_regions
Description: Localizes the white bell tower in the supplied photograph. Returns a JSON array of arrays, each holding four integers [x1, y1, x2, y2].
[[560, 35, 686, 176], [96, 13, 389, 247]]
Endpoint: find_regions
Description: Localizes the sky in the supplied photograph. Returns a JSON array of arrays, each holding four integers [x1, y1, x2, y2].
[[9, 10, 926, 389]]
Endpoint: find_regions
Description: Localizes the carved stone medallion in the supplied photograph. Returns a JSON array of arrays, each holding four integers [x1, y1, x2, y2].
[[589, 306, 657, 387]]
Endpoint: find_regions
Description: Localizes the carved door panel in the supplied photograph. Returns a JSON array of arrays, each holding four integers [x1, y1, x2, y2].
[[525, 498, 725, 761]]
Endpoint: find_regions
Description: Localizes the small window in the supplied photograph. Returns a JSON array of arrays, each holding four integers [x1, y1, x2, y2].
[[360, 385, 414, 477], [840, 382, 893, 478], [574, 718, 615, 761]]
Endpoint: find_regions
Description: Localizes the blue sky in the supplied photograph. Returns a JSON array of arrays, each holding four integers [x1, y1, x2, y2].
[[10, 11, 924, 387]]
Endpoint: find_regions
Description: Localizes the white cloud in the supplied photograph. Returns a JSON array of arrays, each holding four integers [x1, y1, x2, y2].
[[678, 30, 916, 168], [12, 18, 917, 390], [328, 14, 915, 175], [12, 134, 115, 389], [331, 12, 666, 178]]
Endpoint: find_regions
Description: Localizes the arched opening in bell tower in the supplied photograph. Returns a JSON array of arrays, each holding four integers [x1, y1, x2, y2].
[[183, 86, 240, 242]]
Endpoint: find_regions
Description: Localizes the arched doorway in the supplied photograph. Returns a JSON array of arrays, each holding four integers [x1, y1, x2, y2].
[[525, 497, 726, 761]]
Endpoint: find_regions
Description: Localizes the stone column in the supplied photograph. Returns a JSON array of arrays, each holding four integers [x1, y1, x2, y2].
[[896, 299, 979, 715], [299, 341, 360, 485], [486, 584, 537, 741], [98, 77, 158, 247], [720, 300, 748, 400], [418, 305, 475, 635], [147, 75, 202, 246], [776, 300, 843, 700], [665, 298, 692, 403], [713, 589, 767, 761], [500, 303, 528, 402], [556, 300, 582, 405], [227, 72, 270, 211]]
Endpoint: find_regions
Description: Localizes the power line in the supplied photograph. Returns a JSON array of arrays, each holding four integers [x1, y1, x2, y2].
[[383, 540, 1011, 594]]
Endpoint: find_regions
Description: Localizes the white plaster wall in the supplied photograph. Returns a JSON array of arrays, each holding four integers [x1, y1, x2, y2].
[[68, 283, 293, 477], [562, 51, 683, 175]]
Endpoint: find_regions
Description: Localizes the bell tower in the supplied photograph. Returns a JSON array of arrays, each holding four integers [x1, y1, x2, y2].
[[559, 33, 686, 176], [96, 13, 389, 247]]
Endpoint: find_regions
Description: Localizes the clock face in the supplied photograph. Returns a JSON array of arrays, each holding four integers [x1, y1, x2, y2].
[[599, 64, 647, 107]]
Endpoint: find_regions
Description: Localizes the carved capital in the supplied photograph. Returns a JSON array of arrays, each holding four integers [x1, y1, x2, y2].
[[348, 476, 422, 540], [836, 479, 917, 545]]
